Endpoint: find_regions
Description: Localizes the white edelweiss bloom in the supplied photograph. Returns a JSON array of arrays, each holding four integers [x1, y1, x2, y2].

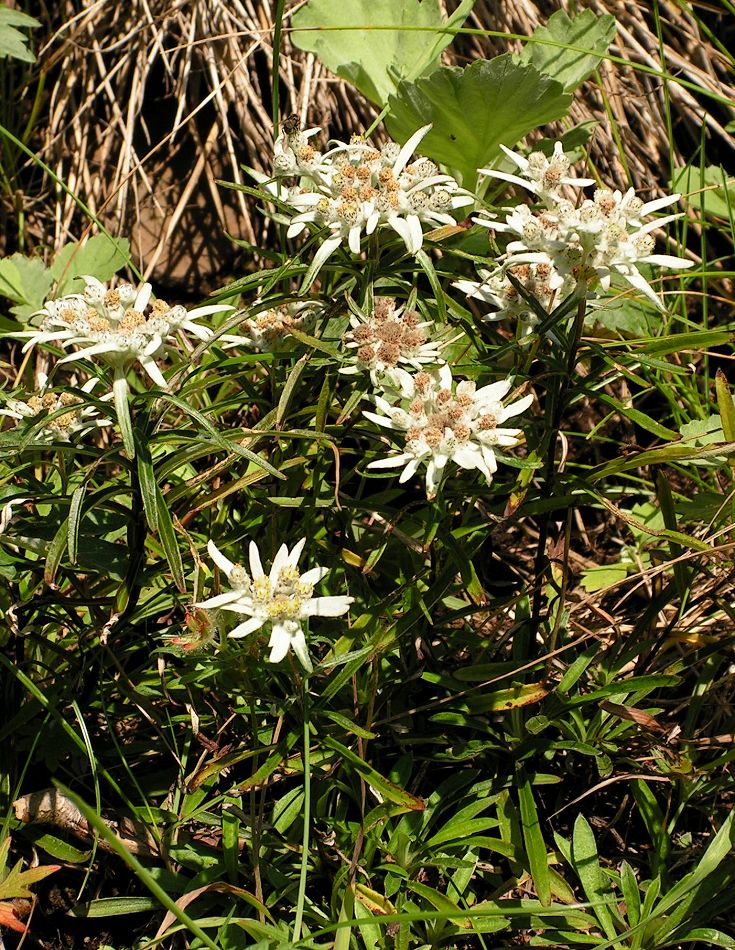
[[13, 276, 233, 388], [196, 538, 353, 672], [0, 377, 111, 441], [363, 365, 533, 499], [273, 123, 472, 282], [481, 179, 693, 311], [339, 296, 449, 385], [479, 142, 595, 205], [273, 126, 328, 183], [454, 260, 574, 333], [219, 302, 316, 353]]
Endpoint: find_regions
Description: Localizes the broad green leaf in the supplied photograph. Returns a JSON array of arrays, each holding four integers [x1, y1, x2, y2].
[[50, 234, 131, 296], [519, 9, 616, 92], [679, 413, 724, 446], [0, 7, 40, 63], [570, 814, 617, 940], [0, 857, 60, 900], [579, 562, 629, 593], [291, 0, 474, 107], [386, 56, 572, 187], [0, 253, 54, 322], [671, 165, 734, 219]]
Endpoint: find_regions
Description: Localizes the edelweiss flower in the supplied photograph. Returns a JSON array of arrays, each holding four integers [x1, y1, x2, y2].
[[275, 124, 472, 282], [340, 296, 446, 385], [14, 276, 232, 456], [197, 538, 353, 672], [16, 276, 230, 388], [363, 365, 533, 498], [0, 378, 110, 441], [454, 261, 575, 333], [220, 302, 315, 353], [473, 174, 693, 311], [479, 142, 594, 206]]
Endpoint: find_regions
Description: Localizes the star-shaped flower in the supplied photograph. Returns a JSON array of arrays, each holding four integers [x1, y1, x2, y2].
[[197, 538, 353, 672], [363, 365, 533, 498]]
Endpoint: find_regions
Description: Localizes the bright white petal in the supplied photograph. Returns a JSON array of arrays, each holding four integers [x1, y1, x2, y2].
[[268, 624, 293, 664], [287, 538, 307, 568], [228, 616, 265, 639], [249, 541, 265, 579], [195, 590, 243, 609], [392, 124, 432, 178], [300, 566, 328, 586], [301, 595, 353, 618], [207, 539, 235, 575], [289, 627, 313, 672]]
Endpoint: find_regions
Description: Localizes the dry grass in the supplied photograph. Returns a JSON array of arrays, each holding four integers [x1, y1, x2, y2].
[[6, 0, 734, 294]]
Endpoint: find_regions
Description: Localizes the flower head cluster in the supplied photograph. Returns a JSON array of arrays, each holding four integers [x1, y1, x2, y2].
[[273, 123, 472, 278], [364, 364, 533, 498], [462, 143, 693, 314], [16, 276, 231, 387], [454, 261, 576, 332], [480, 142, 595, 206], [221, 302, 315, 353], [0, 378, 109, 441], [197, 538, 353, 672], [340, 296, 445, 384]]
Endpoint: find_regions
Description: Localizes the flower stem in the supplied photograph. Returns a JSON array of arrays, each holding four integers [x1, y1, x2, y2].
[[292, 674, 311, 944], [113, 370, 135, 458]]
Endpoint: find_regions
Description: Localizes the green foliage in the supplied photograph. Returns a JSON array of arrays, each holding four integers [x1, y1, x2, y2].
[[386, 56, 571, 186], [0, 233, 131, 322], [518, 8, 617, 92], [2, 5, 735, 949], [0, 252, 54, 321], [291, 0, 475, 107], [0, 5, 40, 63], [672, 164, 734, 219]]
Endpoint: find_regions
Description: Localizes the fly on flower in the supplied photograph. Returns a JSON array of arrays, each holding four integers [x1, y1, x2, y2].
[[196, 538, 353, 673]]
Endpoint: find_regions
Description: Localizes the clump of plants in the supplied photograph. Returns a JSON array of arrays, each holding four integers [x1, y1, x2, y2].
[[1, 2, 734, 947]]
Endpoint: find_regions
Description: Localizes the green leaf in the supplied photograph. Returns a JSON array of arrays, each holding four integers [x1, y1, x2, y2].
[[518, 9, 616, 92], [50, 234, 131, 296], [679, 413, 724, 446], [671, 165, 734, 219], [154, 482, 185, 592], [0, 7, 40, 63], [674, 929, 735, 948], [323, 736, 425, 811], [570, 814, 617, 940], [386, 56, 572, 187], [0, 253, 54, 322], [291, 0, 474, 107], [579, 562, 629, 593], [70, 896, 159, 917], [516, 770, 551, 907]]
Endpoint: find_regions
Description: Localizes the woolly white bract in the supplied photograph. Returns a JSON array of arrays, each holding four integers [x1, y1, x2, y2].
[[465, 143, 693, 315], [196, 538, 353, 672]]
